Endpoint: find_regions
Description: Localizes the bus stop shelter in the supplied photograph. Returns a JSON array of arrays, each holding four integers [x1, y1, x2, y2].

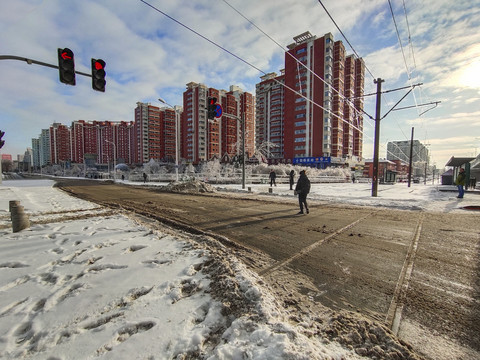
[[445, 156, 475, 188]]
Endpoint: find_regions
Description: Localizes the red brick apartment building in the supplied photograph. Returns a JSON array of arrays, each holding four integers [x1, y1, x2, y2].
[[134, 102, 178, 164], [49, 120, 135, 166], [256, 31, 365, 165], [182, 82, 254, 164]]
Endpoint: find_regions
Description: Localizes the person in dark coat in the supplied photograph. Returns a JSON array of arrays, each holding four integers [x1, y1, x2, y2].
[[295, 170, 311, 214], [289, 170, 295, 190], [455, 168, 466, 198], [143, 172, 148, 183], [269, 169, 277, 187]]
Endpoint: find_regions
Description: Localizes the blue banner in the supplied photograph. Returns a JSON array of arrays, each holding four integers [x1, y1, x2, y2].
[[292, 156, 331, 164]]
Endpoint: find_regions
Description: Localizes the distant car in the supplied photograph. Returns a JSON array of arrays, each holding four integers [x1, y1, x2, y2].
[[413, 178, 420, 183]]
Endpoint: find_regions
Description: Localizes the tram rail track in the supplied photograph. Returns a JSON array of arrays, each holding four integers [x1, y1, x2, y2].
[[55, 180, 480, 359]]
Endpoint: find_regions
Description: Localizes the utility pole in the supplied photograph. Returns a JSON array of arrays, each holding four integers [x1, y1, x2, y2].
[[408, 127, 414, 187], [371, 78, 384, 197], [368, 80, 436, 197]]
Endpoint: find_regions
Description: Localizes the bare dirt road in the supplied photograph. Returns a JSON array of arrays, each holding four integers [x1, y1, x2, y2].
[[57, 179, 480, 359]]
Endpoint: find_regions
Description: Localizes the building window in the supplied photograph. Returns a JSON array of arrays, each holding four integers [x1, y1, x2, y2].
[[296, 47, 306, 55], [295, 137, 306, 143], [295, 121, 306, 127], [295, 113, 306, 118]]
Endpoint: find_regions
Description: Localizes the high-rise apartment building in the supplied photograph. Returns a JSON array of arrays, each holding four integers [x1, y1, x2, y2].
[[256, 31, 365, 166], [69, 120, 135, 165], [37, 121, 135, 166], [49, 123, 71, 165], [134, 102, 180, 164], [182, 82, 254, 164], [31, 138, 40, 169], [255, 72, 285, 160], [387, 140, 429, 164]]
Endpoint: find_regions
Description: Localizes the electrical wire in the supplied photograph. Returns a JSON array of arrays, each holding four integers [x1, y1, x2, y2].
[[139, 0, 368, 137], [221, 0, 368, 125], [317, 0, 376, 80], [316, 0, 428, 163], [139, 0, 426, 165]]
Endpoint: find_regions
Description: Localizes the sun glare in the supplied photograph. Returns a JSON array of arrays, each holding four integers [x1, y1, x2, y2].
[[458, 59, 480, 89]]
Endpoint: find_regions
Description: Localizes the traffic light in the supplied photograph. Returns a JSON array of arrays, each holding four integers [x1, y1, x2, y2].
[[57, 48, 76, 85], [0, 130, 5, 149], [207, 97, 217, 119], [91, 59, 106, 92]]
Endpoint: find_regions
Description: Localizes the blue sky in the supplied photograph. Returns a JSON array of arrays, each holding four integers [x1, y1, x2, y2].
[[1, 0, 479, 169]]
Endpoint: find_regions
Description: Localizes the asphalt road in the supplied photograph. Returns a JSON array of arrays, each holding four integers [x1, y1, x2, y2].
[[57, 179, 480, 358]]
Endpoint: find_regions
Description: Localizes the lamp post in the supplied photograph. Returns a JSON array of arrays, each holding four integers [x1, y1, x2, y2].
[[105, 139, 116, 180], [222, 112, 246, 189], [158, 98, 179, 182]]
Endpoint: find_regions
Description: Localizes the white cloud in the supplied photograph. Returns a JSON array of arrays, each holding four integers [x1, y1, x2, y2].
[[0, 0, 479, 169]]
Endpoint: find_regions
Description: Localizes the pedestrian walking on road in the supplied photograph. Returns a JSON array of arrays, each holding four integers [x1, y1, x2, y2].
[[455, 168, 466, 198], [269, 169, 277, 187], [295, 170, 311, 214], [143, 172, 148, 184], [289, 170, 295, 190]]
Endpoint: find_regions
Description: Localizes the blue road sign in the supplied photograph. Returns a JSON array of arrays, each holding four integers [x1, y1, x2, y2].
[[215, 104, 223, 118]]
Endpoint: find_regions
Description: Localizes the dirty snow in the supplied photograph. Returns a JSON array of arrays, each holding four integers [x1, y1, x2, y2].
[[1, 178, 478, 359]]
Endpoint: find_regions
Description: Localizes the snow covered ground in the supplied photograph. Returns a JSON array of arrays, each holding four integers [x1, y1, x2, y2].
[[0, 178, 478, 359]]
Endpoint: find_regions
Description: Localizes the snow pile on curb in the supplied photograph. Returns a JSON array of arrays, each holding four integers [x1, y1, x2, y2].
[[163, 180, 217, 194]]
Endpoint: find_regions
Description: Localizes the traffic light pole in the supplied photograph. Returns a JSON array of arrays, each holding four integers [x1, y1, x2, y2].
[[0, 55, 92, 78], [221, 113, 246, 190]]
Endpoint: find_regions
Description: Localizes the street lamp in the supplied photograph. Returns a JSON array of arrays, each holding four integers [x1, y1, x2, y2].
[[223, 112, 246, 189], [105, 139, 116, 180], [158, 98, 179, 182]]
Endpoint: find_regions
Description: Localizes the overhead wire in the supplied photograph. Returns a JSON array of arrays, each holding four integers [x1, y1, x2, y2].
[[139, 0, 368, 138], [139, 0, 423, 165], [317, 0, 426, 163], [221, 0, 369, 124], [388, 0, 432, 164]]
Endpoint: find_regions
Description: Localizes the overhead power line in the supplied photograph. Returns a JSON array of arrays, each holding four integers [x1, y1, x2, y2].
[[221, 0, 368, 123], [317, 0, 375, 80], [139, 0, 369, 137]]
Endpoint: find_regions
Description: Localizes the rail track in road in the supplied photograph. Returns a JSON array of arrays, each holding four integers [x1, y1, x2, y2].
[[57, 180, 480, 359]]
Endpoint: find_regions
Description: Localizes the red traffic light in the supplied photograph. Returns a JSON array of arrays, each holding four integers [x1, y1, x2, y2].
[[58, 48, 76, 86], [0, 130, 5, 149], [207, 97, 218, 119], [91, 59, 106, 92], [60, 50, 73, 60], [94, 60, 104, 70]]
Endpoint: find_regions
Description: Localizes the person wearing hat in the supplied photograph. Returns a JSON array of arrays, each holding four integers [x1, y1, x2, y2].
[[455, 167, 466, 198], [295, 169, 311, 214]]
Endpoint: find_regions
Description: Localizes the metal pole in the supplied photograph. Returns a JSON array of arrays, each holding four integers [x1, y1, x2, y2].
[[223, 112, 245, 189], [408, 127, 414, 187], [175, 110, 179, 182], [105, 139, 116, 180], [242, 111, 245, 190], [372, 78, 384, 197]]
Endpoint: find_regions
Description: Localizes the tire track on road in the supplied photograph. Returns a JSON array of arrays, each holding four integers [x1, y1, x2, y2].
[[259, 211, 377, 277]]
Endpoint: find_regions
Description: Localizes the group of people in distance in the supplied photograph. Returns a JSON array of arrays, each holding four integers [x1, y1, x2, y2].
[[269, 169, 311, 215]]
